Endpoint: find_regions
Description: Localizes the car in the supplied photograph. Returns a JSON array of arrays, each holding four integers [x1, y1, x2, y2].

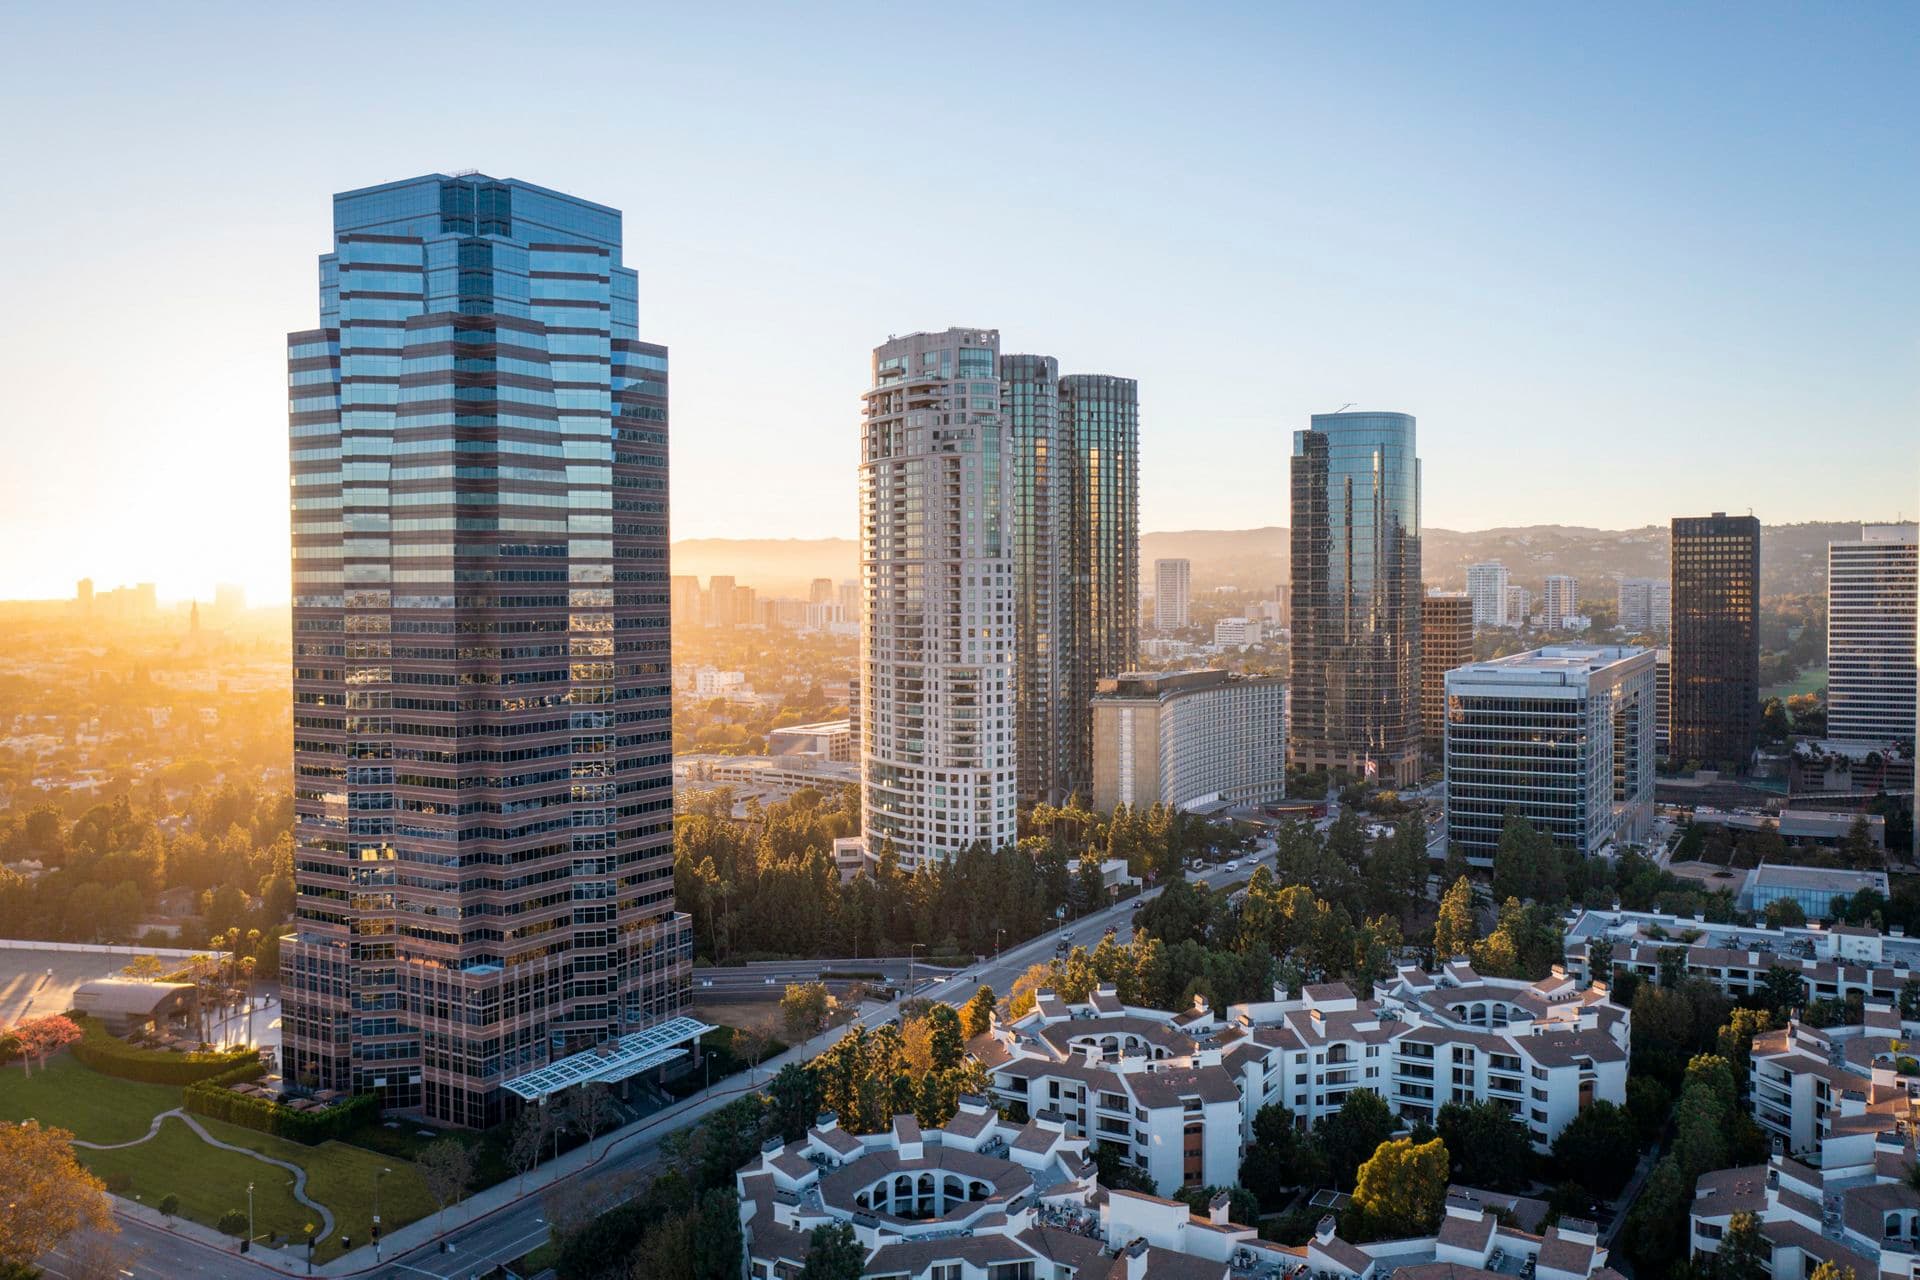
[[1226, 861, 1239, 872]]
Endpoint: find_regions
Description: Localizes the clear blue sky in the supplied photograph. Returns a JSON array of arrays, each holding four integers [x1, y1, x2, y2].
[[0, 2, 1914, 602]]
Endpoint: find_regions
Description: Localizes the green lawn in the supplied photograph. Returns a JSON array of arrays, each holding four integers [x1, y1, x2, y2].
[[0, 1053, 181, 1143], [200, 1117, 436, 1260], [0, 1053, 434, 1262], [80, 1115, 312, 1245], [1765, 665, 1827, 701]]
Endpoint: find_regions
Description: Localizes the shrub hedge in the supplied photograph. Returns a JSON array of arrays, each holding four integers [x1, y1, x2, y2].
[[67, 1016, 257, 1085], [184, 1070, 378, 1145]]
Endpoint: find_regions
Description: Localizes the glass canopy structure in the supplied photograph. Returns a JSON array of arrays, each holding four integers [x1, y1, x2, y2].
[[501, 1015, 713, 1103]]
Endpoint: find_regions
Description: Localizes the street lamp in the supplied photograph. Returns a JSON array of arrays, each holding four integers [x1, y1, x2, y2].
[[374, 1167, 389, 1257], [245, 1181, 254, 1254], [994, 928, 1006, 958], [907, 942, 925, 997]]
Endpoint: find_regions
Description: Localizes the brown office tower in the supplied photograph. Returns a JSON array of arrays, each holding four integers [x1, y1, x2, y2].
[[1670, 512, 1761, 774], [1420, 591, 1473, 769], [1289, 412, 1423, 788], [282, 175, 695, 1127]]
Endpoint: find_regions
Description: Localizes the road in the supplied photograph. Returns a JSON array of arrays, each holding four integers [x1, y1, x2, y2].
[[51, 853, 1273, 1279]]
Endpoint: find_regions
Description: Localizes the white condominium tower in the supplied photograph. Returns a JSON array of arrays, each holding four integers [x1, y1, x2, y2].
[[859, 329, 1017, 868], [1543, 574, 1580, 626], [1466, 561, 1509, 627], [1827, 523, 1918, 745], [1154, 558, 1191, 631]]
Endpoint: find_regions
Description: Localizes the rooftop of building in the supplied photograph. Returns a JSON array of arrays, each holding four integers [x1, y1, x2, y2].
[[1446, 644, 1652, 686]]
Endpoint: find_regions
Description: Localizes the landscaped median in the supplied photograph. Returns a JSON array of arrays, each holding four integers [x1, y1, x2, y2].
[[0, 1049, 435, 1262]]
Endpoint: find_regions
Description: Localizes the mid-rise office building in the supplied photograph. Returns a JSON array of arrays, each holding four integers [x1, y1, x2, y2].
[[282, 174, 694, 1127], [670, 575, 703, 629], [1444, 645, 1655, 860], [1090, 670, 1286, 813], [1212, 616, 1263, 648], [859, 329, 1016, 867], [1289, 411, 1422, 787], [1543, 575, 1580, 628], [1827, 523, 1918, 745], [1671, 512, 1761, 772], [808, 577, 835, 606], [1154, 558, 1191, 631], [1420, 591, 1474, 765], [1466, 561, 1510, 628], [1616, 577, 1671, 633]]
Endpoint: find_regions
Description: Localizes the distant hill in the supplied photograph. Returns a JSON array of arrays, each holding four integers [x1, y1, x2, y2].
[[670, 520, 1878, 599]]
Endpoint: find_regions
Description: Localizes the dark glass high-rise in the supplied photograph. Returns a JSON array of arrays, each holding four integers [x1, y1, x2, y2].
[[282, 174, 689, 1126]]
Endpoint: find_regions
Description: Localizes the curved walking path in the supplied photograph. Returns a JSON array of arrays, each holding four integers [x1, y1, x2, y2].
[[72, 1107, 337, 1243]]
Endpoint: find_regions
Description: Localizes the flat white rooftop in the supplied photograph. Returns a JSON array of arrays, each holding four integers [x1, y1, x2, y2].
[[1447, 644, 1652, 691]]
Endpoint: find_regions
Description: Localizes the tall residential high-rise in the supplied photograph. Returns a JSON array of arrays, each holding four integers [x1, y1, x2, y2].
[[1466, 561, 1509, 628], [282, 174, 693, 1127], [1003, 353, 1067, 808], [1289, 411, 1422, 787], [1000, 357, 1138, 806], [1154, 559, 1191, 631], [670, 575, 703, 629], [1506, 584, 1532, 627], [1671, 512, 1761, 773], [1543, 574, 1580, 626], [809, 577, 836, 606], [1827, 523, 1918, 745], [1059, 373, 1140, 798], [1654, 646, 1671, 754], [1617, 577, 1672, 633], [705, 574, 736, 628], [1420, 591, 1474, 766], [859, 329, 1016, 868]]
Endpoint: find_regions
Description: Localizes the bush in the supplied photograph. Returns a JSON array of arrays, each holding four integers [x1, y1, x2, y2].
[[68, 1015, 256, 1084], [158, 1193, 180, 1217], [217, 1209, 249, 1237]]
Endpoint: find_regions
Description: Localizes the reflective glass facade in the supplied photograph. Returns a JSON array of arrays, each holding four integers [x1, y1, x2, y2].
[[1289, 412, 1422, 787], [1003, 355, 1066, 808], [283, 174, 688, 1127], [1670, 513, 1760, 773], [1060, 374, 1140, 798]]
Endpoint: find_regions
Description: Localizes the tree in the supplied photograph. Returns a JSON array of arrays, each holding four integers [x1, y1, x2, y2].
[[1239, 1104, 1325, 1208], [509, 1105, 553, 1192], [798, 1221, 864, 1280], [1764, 897, 1806, 929], [691, 1188, 743, 1280], [960, 984, 997, 1039], [1317, 1090, 1397, 1190], [1714, 1211, 1769, 1280], [1347, 1136, 1449, 1239], [1759, 964, 1807, 1018], [573, 1082, 614, 1144], [627, 1211, 695, 1279], [8, 1015, 82, 1077], [767, 1063, 823, 1142], [782, 981, 832, 1041], [0, 1121, 114, 1268], [1550, 1100, 1640, 1197], [418, 1138, 475, 1235], [1716, 1007, 1774, 1083], [1437, 1100, 1532, 1191], [1807, 1263, 1858, 1280], [1434, 877, 1477, 960]]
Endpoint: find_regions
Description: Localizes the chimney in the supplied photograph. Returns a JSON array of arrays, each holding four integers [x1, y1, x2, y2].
[[1209, 1189, 1231, 1226], [815, 1110, 838, 1132], [1125, 1240, 1150, 1280], [1192, 992, 1210, 1017]]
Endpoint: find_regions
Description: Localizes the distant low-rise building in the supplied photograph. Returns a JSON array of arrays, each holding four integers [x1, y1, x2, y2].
[[767, 719, 854, 763], [1211, 616, 1263, 648]]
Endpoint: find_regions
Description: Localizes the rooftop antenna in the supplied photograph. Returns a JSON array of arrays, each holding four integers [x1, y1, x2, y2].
[[1334, 403, 1355, 414]]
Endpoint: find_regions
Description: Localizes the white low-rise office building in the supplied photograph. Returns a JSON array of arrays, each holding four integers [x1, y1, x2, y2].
[[1444, 645, 1655, 861], [1090, 670, 1287, 814]]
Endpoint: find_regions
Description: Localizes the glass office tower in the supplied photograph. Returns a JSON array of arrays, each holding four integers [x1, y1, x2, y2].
[[1289, 411, 1423, 788], [1670, 512, 1761, 774], [283, 174, 691, 1127]]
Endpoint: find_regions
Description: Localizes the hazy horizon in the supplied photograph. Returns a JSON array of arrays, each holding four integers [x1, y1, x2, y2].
[[2, 4, 1914, 605]]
